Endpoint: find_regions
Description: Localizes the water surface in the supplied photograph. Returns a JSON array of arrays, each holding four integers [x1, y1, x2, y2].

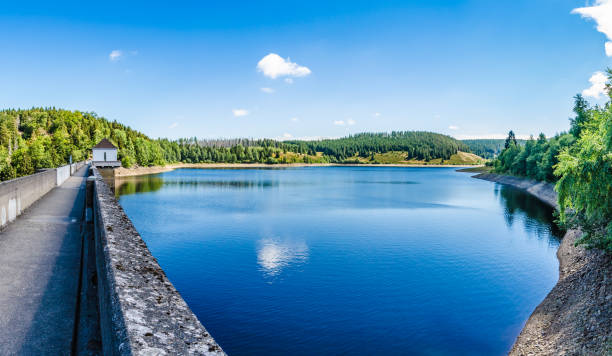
[[116, 167, 562, 356]]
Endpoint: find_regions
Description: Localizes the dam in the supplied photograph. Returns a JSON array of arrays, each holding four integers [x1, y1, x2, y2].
[[0, 163, 224, 355]]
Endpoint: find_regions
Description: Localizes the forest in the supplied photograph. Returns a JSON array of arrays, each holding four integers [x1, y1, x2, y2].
[[493, 71, 612, 252], [0, 108, 165, 180], [288, 132, 470, 161], [0, 108, 475, 181]]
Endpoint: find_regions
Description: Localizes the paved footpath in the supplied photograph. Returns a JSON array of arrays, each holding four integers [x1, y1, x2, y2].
[[0, 166, 89, 355]]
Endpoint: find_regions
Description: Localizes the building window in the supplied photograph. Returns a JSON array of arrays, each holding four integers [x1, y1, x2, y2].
[[104, 152, 107, 161]]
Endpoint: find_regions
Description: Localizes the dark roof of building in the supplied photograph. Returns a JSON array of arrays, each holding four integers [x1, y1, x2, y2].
[[93, 138, 117, 149]]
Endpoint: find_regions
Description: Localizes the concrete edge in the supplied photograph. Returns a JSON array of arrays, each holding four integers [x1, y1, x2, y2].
[[91, 167, 226, 356]]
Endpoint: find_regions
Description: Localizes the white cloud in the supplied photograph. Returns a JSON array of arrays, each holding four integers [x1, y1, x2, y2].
[[572, 0, 612, 56], [257, 238, 308, 277], [260, 87, 275, 93], [374, 112, 381, 117], [448, 125, 459, 130], [168, 122, 179, 129], [334, 118, 355, 126], [257, 53, 311, 79], [582, 71, 608, 98], [109, 50, 122, 61], [290, 117, 299, 122], [282, 133, 293, 139], [284, 78, 294, 84], [232, 109, 249, 117]]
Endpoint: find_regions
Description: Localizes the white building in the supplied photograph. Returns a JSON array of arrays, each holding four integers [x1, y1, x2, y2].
[[92, 138, 120, 167]]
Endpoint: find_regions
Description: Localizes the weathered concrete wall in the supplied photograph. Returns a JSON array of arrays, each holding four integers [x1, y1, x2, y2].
[[91, 167, 225, 355], [0, 170, 56, 228], [56, 164, 71, 186], [71, 161, 86, 175], [0, 161, 89, 229]]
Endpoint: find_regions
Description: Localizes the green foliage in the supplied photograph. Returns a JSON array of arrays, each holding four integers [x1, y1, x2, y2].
[[569, 94, 589, 138], [287, 131, 470, 162], [0, 110, 481, 184], [555, 73, 612, 252], [505, 130, 517, 149], [495, 68, 612, 251], [462, 139, 526, 159], [494, 131, 574, 182], [11, 148, 34, 177], [0, 108, 168, 180]]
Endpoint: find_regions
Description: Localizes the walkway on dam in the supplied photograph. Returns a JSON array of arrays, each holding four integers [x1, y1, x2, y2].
[[0, 166, 89, 355]]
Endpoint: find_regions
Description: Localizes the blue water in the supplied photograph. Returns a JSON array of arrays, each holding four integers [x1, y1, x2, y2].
[[116, 167, 562, 355]]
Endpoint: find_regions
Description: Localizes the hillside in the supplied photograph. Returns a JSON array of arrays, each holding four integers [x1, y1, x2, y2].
[[0, 108, 484, 181], [288, 131, 472, 162], [0, 108, 166, 180], [342, 150, 482, 165]]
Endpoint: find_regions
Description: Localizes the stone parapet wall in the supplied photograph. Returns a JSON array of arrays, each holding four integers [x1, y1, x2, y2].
[[91, 167, 225, 355], [0, 169, 56, 228], [56, 164, 71, 186], [0, 160, 88, 229], [71, 161, 87, 175]]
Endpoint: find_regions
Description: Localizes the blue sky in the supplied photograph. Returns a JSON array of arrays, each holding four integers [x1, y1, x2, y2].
[[1, 0, 610, 140]]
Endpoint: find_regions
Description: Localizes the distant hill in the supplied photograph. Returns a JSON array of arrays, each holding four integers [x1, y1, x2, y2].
[[287, 131, 472, 162], [462, 139, 526, 159], [338, 150, 482, 165]]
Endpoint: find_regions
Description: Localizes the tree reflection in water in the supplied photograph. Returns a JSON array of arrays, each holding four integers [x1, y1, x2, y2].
[[495, 184, 564, 244], [114, 176, 165, 196], [114, 174, 280, 197]]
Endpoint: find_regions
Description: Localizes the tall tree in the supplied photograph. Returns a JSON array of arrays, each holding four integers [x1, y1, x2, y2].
[[504, 130, 517, 149]]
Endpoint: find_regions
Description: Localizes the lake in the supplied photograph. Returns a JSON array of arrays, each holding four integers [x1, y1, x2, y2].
[[115, 167, 562, 356]]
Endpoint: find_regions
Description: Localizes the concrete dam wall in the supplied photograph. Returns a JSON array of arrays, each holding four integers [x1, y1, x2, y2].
[[90, 167, 225, 355], [0, 162, 223, 354], [0, 161, 87, 228]]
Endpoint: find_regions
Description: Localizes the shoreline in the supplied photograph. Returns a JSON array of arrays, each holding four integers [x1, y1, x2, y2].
[[113, 162, 483, 177], [472, 172, 611, 355]]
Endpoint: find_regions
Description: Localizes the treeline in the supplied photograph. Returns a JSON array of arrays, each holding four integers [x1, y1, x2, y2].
[[158, 131, 469, 165], [462, 139, 526, 159], [287, 131, 470, 161], [494, 131, 575, 182], [494, 71, 612, 252], [0, 109, 476, 181], [158, 138, 324, 165], [0, 109, 311, 179], [0, 108, 163, 180]]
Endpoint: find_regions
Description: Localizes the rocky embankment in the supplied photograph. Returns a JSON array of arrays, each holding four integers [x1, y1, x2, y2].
[[473, 173, 611, 355]]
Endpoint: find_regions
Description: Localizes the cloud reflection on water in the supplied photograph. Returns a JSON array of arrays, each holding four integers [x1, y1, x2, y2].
[[257, 238, 309, 278]]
